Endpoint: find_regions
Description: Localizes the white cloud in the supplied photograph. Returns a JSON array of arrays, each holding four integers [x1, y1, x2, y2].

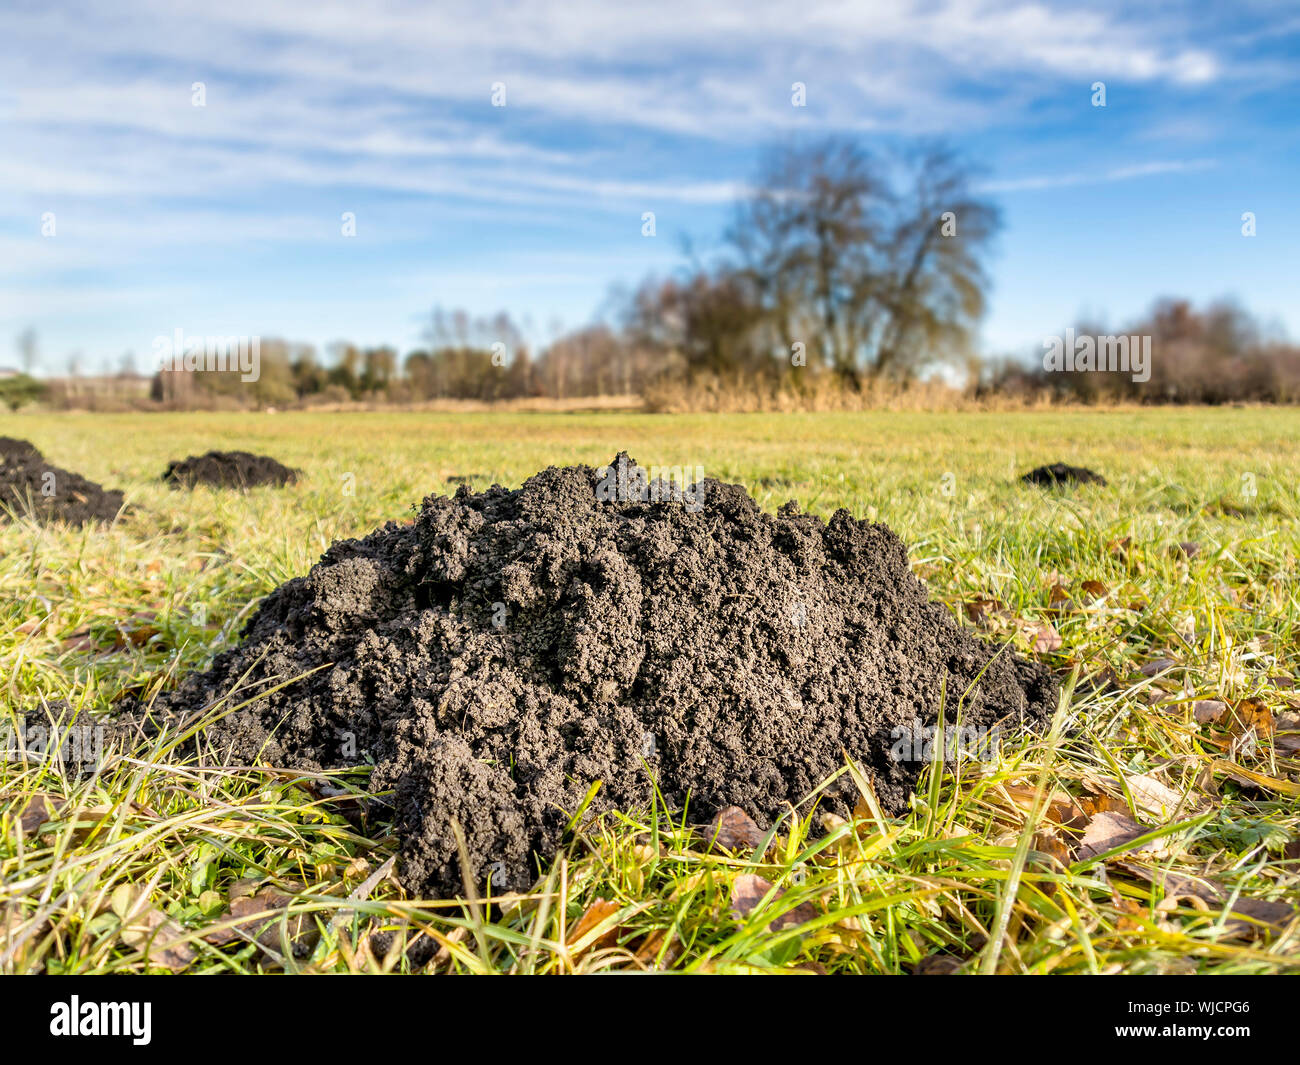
[[4, 0, 1280, 364], [1, 0, 1234, 214], [979, 157, 1218, 193]]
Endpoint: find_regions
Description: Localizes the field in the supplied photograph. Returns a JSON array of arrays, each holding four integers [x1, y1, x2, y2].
[[3, 408, 1299, 974]]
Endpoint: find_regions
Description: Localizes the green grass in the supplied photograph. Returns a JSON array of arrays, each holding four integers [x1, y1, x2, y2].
[[2, 408, 1298, 973]]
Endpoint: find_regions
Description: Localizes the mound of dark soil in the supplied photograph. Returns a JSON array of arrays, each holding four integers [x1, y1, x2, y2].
[[0, 437, 126, 526], [1020, 463, 1107, 487], [136, 454, 1056, 897], [0, 437, 42, 463], [162, 451, 299, 489]]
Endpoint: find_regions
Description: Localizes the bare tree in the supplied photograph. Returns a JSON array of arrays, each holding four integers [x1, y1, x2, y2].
[[728, 138, 999, 382]]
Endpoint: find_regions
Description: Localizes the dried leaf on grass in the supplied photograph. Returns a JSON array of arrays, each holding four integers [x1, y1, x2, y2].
[[1032, 829, 1071, 872], [59, 630, 99, 653], [111, 885, 197, 972], [730, 873, 818, 933], [1045, 585, 1073, 614], [1113, 772, 1197, 818], [703, 805, 764, 853], [112, 613, 163, 649], [1115, 862, 1296, 941], [1024, 620, 1062, 653], [1140, 657, 1178, 677], [913, 952, 964, 975], [203, 886, 319, 960], [1077, 810, 1167, 862], [13, 792, 65, 838], [632, 928, 683, 968], [1080, 579, 1109, 602], [992, 783, 1087, 830], [1232, 698, 1274, 737], [566, 898, 623, 956], [963, 598, 1007, 626], [1275, 721, 1300, 756], [1, 903, 51, 972]]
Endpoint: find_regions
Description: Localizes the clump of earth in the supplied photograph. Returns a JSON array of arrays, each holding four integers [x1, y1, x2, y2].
[[1021, 463, 1108, 487], [0, 437, 126, 526], [162, 450, 299, 489], [133, 454, 1057, 897]]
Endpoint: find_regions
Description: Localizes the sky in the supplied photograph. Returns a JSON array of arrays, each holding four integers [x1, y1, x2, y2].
[[1, 0, 1297, 375]]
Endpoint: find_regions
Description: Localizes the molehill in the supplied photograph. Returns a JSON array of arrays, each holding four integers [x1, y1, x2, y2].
[[1021, 462, 1108, 487], [0, 437, 126, 526], [147, 454, 1057, 897], [162, 450, 299, 489]]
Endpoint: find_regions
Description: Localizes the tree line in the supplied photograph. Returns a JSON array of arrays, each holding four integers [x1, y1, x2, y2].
[[13, 138, 1300, 410]]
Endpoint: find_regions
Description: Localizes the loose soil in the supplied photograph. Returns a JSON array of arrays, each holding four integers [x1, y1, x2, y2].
[[162, 451, 299, 489], [1021, 463, 1108, 487], [131, 454, 1057, 896], [0, 437, 126, 526]]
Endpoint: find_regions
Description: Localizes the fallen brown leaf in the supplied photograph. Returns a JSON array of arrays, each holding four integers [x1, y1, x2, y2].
[[14, 793, 64, 838], [1232, 698, 1274, 738], [730, 874, 817, 933], [1080, 579, 1109, 601], [1077, 810, 1164, 861], [996, 783, 1088, 830], [1033, 829, 1070, 871], [1140, 657, 1178, 677], [113, 624, 162, 649], [1115, 861, 1296, 941], [566, 898, 623, 956], [1117, 772, 1194, 818], [632, 928, 683, 968], [1024, 620, 1062, 653], [1079, 791, 1130, 818], [1, 903, 51, 972], [913, 953, 964, 975], [703, 805, 764, 853], [204, 888, 319, 959], [59, 629, 100, 653], [964, 598, 1007, 626], [1276, 730, 1300, 756], [1225, 898, 1296, 938], [113, 886, 197, 972]]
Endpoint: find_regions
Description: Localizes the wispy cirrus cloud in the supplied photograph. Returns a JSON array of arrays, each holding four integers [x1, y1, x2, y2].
[[980, 157, 1218, 193], [1, 0, 1293, 366], [2, 0, 1231, 211]]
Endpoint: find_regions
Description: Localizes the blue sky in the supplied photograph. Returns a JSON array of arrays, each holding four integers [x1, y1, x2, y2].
[[2, 0, 1297, 375]]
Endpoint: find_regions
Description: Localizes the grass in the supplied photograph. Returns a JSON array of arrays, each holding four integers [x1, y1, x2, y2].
[[2, 407, 1298, 974]]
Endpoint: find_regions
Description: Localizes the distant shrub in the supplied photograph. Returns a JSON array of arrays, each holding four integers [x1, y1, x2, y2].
[[0, 374, 48, 411]]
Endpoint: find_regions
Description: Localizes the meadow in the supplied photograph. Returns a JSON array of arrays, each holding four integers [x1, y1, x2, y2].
[[2, 408, 1298, 973]]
